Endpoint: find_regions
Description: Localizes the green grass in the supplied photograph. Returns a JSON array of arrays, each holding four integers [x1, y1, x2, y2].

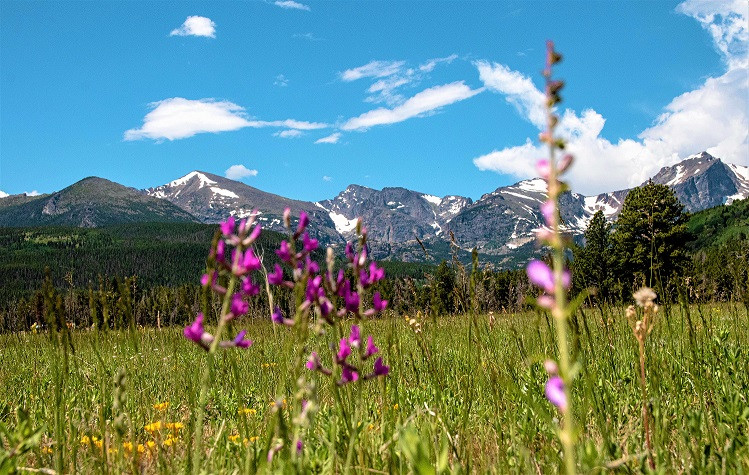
[[1, 303, 748, 473]]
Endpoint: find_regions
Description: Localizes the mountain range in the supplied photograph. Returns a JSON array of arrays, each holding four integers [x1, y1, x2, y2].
[[1, 152, 747, 265]]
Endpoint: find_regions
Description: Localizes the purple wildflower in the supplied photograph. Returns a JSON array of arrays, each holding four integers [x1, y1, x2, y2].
[[276, 241, 292, 262], [348, 325, 361, 348], [363, 335, 378, 359], [296, 211, 309, 235], [339, 366, 359, 385], [302, 233, 318, 252], [230, 293, 249, 317], [232, 330, 253, 349], [220, 216, 236, 236], [215, 239, 226, 261], [536, 159, 551, 180], [526, 260, 555, 294], [184, 313, 213, 350], [344, 288, 360, 313], [267, 264, 285, 286], [247, 224, 262, 242], [540, 200, 555, 226], [345, 242, 354, 260], [371, 357, 389, 377], [368, 262, 385, 284], [545, 376, 567, 411], [337, 338, 351, 362], [296, 439, 303, 455], [373, 292, 387, 312], [241, 277, 260, 296]]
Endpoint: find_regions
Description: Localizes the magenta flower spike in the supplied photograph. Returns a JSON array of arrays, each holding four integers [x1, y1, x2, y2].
[[302, 233, 319, 252], [268, 264, 284, 286], [348, 325, 361, 348], [184, 313, 206, 343], [363, 335, 378, 359], [296, 211, 309, 235], [306, 351, 320, 370], [545, 376, 568, 411], [216, 239, 226, 261], [339, 366, 359, 385], [337, 338, 351, 362], [540, 200, 555, 226], [345, 242, 354, 260], [526, 260, 555, 294], [272, 307, 285, 325], [372, 357, 389, 377], [373, 292, 388, 312], [230, 293, 249, 317], [344, 288, 360, 313], [283, 207, 291, 227], [369, 262, 385, 283], [242, 248, 261, 273], [220, 216, 236, 236], [276, 241, 292, 262], [232, 330, 253, 349], [296, 439, 303, 455], [241, 277, 260, 296], [536, 159, 551, 180]]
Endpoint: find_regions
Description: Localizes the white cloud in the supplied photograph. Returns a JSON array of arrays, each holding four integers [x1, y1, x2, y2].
[[676, 0, 748, 69], [419, 54, 458, 72], [225, 165, 258, 180], [472, 1, 748, 195], [322, 175, 332, 181], [170, 16, 216, 38], [124, 98, 327, 141], [0, 191, 8, 198], [342, 81, 484, 131], [475, 60, 546, 128], [274, 74, 289, 87], [274, 0, 310, 11], [274, 129, 304, 138], [315, 132, 341, 144], [341, 60, 406, 82], [25, 190, 41, 196]]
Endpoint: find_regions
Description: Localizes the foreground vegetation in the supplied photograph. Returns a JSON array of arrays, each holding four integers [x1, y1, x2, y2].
[[1, 303, 747, 473]]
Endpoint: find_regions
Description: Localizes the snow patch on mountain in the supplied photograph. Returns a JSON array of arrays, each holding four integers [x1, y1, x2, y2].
[[169, 171, 216, 188], [210, 187, 239, 199], [329, 211, 357, 234], [421, 194, 442, 206], [0, 191, 8, 198]]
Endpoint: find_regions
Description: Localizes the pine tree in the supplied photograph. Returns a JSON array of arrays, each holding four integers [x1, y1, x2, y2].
[[574, 210, 613, 299], [611, 181, 690, 291]]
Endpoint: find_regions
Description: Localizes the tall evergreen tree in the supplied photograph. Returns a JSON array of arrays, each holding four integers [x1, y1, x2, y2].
[[574, 210, 613, 299], [610, 181, 690, 291]]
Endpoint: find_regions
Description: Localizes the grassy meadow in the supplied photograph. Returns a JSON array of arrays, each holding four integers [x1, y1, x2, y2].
[[2, 302, 748, 473]]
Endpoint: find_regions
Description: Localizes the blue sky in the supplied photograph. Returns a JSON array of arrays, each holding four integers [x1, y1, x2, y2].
[[1, 0, 746, 201]]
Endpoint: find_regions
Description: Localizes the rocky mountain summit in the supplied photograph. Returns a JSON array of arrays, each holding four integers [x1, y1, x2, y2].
[[2, 152, 746, 265]]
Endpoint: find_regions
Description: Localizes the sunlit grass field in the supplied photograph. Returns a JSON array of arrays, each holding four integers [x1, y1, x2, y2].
[[2, 303, 748, 473]]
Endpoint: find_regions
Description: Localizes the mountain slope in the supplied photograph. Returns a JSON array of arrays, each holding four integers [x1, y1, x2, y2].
[[0, 177, 196, 227], [145, 171, 342, 242]]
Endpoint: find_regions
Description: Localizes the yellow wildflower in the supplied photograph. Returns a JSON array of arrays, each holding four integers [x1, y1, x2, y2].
[[238, 407, 257, 416], [146, 441, 157, 450], [137, 444, 146, 454], [93, 439, 104, 450], [163, 437, 177, 447], [80, 436, 91, 445], [42, 446, 53, 455], [228, 434, 240, 444], [393, 403, 399, 410], [367, 424, 375, 431], [153, 402, 170, 411], [122, 441, 134, 453], [144, 421, 162, 433], [165, 422, 184, 431], [107, 447, 118, 455]]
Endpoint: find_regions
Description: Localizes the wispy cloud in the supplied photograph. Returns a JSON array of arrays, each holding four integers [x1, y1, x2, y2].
[[124, 98, 327, 141], [473, 0, 748, 194], [293, 32, 323, 41], [341, 60, 406, 82], [25, 190, 41, 196], [274, 74, 289, 87], [274, 0, 310, 11], [315, 132, 341, 144], [475, 61, 546, 128], [322, 175, 332, 181], [225, 165, 258, 179], [419, 54, 458, 72], [274, 129, 304, 138], [342, 81, 483, 131], [170, 16, 216, 38]]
